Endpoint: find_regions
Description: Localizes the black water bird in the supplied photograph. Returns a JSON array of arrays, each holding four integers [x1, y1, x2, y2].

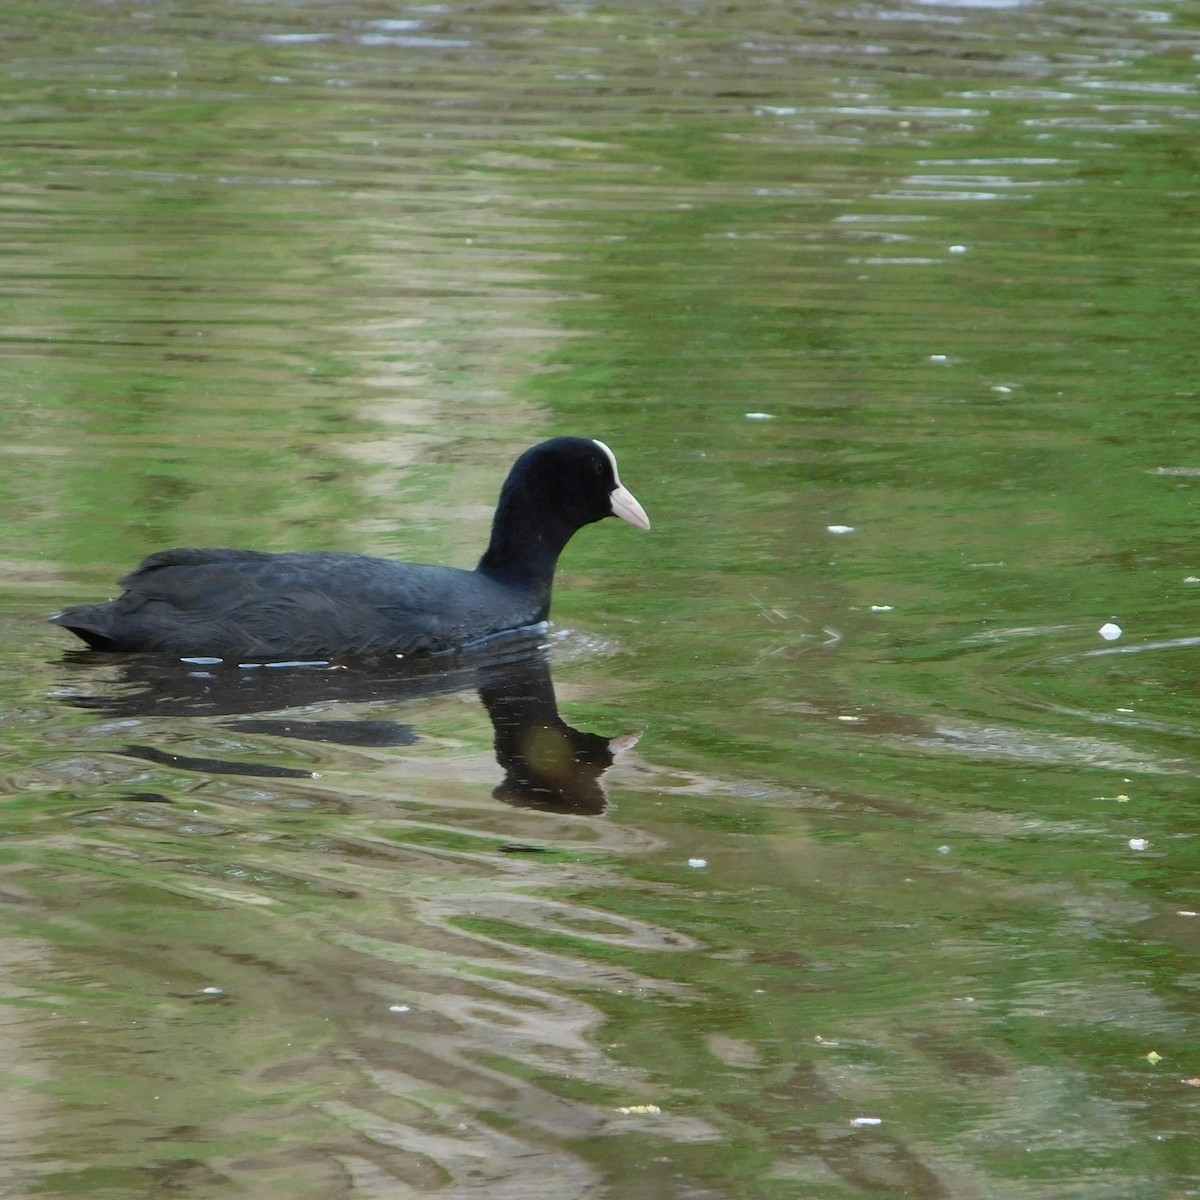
[[52, 438, 649, 659]]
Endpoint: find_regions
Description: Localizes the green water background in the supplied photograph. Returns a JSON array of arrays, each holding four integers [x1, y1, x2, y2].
[[2, 2, 1200, 1196]]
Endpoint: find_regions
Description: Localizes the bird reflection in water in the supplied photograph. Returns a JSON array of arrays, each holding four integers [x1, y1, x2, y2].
[[479, 658, 638, 815], [58, 636, 633, 815]]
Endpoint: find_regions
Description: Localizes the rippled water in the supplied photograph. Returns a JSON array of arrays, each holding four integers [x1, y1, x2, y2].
[[3, 2, 1200, 1197]]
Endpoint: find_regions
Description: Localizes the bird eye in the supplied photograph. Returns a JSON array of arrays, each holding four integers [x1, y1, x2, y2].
[[594, 461, 604, 476]]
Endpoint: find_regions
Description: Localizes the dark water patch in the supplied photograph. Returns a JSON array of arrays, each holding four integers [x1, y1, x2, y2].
[[227, 717, 419, 746], [120, 742, 318, 780]]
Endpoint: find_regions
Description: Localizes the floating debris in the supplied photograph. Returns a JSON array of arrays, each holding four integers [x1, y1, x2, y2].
[[949, 244, 968, 253], [851, 1116, 883, 1127], [616, 1104, 661, 1115], [1146, 1050, 1162, 1065], [688, 858, 708, 869], [389, 1004, 411, 1013], [745, 412, 775, 421], [827, 524, 855, 535], [1128, 838, 1149, 851], [1098, 622, 1122, 641]]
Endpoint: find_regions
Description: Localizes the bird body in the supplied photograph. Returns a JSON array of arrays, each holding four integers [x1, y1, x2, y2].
[[52, 438, 649, 659]]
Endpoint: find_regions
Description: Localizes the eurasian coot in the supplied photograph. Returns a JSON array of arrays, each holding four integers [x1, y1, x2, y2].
[[52, 437, 649, 659]]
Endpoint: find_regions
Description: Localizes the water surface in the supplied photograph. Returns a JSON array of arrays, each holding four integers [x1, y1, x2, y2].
[[3, 2, 1200, 1197]]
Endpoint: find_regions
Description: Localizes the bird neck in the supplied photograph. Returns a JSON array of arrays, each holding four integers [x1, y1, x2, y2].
[[476, 497, 575, 600]]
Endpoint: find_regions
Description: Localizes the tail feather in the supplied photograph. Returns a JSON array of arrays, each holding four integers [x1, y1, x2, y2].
[[52, 605, 125, 651]]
